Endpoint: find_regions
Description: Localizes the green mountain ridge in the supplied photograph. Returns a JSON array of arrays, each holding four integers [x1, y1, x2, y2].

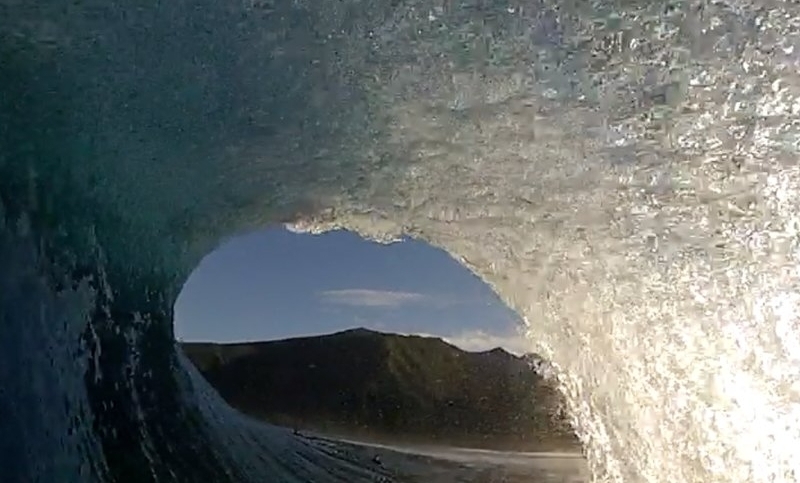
[[181, 328, 580, 452]]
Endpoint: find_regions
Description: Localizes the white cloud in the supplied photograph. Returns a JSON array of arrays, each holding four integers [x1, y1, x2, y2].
[[403, 329, 532, 355], [441, 329, 533, 356], [317, 289, 429, 308]]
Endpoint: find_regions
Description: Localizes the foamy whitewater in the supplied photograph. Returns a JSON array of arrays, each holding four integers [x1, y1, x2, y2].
[[1, 1, 799, 482]]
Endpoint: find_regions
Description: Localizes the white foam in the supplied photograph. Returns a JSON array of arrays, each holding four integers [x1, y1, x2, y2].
[[4, 1, 800, 482]]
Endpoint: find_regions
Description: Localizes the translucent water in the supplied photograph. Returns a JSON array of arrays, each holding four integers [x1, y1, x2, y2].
[[1, 1, 799, 482]]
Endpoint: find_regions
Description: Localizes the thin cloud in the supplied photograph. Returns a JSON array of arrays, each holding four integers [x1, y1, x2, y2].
[[318, 289, 430, 308], [441, 329, 533, 356]]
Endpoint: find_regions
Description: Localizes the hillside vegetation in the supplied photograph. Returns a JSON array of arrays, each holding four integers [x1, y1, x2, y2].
[[182, 328, 579, 451]]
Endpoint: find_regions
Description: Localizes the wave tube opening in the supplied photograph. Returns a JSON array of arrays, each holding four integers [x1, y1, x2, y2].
[[173, 226, 581, 455], [1, 1, 800, 483]]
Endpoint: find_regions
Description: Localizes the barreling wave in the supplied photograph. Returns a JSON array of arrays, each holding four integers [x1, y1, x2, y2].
[[1, 1, 799, 483]]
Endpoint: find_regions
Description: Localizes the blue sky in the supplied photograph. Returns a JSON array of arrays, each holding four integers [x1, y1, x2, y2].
[[174, 227, 529, 353]]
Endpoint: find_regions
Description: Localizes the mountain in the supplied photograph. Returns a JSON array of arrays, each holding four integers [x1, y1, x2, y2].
[[181, 328, 580, 451]]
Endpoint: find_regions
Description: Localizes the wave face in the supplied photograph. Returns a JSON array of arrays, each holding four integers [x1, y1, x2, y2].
[[1, 1, 800, 482]]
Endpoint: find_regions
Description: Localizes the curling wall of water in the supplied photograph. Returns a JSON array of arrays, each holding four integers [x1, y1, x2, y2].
[[1, 1, 799, 482]]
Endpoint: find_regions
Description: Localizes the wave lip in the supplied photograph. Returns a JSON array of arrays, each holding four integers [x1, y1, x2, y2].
[[2, 1, 800, 483]]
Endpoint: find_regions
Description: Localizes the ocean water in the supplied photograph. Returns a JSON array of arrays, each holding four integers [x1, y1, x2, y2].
[[2, 1, 800, 483], [306, 435, 588, 483]]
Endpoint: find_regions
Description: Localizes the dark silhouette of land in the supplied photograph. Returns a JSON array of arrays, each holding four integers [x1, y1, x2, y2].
[[182, 328, 580, 452]]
